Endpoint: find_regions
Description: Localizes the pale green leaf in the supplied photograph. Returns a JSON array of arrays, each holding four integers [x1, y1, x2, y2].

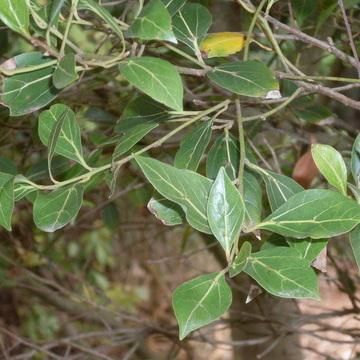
[[1, 52, 60, 116], [172, 272, 232, 340], [286, 237, 328, 263], [207, 168, 244, 255], [53, 53, 78, 89], [134, 155, 212, 233], [38, 104, 87, 167], [119, 57, 183, 111], [160, 0, 186, 16], [172, 3, 212, 50], [229, 241, 252, 277], [147, 193, 186, 226], [207, 61, 279, 98], [0, 0, 29, 36], [312, 144, 347, 195], [206, 132, 240, 181], [33, 184, 84, 232], [244, 247, 320, 299], [243, 170, 262, 228], [14, 175, 37, 201], [174, 118, 213, 171], [0, 174, 14, 231], [256, 168, 304, 211], [255, 189, 360, 239], [126, 0, 177, 43]]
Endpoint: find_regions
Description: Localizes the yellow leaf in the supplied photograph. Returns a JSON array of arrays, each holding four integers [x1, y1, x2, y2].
[[200, 32, 247, 58]]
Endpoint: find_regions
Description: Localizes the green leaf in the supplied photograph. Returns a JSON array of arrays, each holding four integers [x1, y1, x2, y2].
[[148, 193, 186, 226], [160, 0, 186, 16], [0, 0, 29, 36], [174, 118, 213, 171], [292, 0, 317, 21], [102, 202, 120, 233], [257, 169, 304, 211], [134, 156, 212, 233], [113, 95, 168, 160], [286, 237, 328, 263], [244, 247, 320, 299], [261, 234, 289, 250], [33, 184, 84, 232], [351, 133, 360, 186], [350, 225, 360, 270], [53, 53, 78, 89], [38, 104, 87, 167], [172, 3, 212, 50], [0, 174, 14, 231], [243, 170, 262, 228], [207, 61, 279, 98], [115, 95, 170, 133], [119, 57, 183, 111], [126, 0, 177, 43], [207, 168, 244, 256], [311, 144, 347, 196], [172, 272, 232, 340], [206, 132, 240, 181], [26, 156, 69, 181], [14, 175, 37, 201], [1, 52, 60, 116], [0, 156, 17, 175], [78, 0, 124, 39], [48, 0, 65, 29], [254, 189, 360, 239], [348, 182, 360, 203], [293, 104, 333, 123], [229, 241, 252, 277]]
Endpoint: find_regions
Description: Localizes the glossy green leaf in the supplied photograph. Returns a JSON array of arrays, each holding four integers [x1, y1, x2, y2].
[[33, 184, 84, 232], [257, 169, 304, 211], [147, 193, 186, 226], [174, 118, 213, 171], [161, 0, 186, 16], [0, 174, 14, 231], [244, 247, 320, 299], [48, 0, 65, 29], [172, 272, 232, 340], [350, 225, 360, 270], [1, 52, 60, 116], [207, 61, 279, 98], [286, 237, 328, 263], [115, 95, 169, 133], [206, 132, 240, 181], [38, 104, 87, 167], [208, 168, 244, 256], [311, 144, 347, 195], [78, 0, 124, 39], [254, 190, 360, 239], [243, 170, 262, 228], [229, 241, 252, 277], [351, 133, 360, 186], [0, 0, 29, 36], [134, 155, 212, 233], [113, 95, 168, 160], [14, 175, 37, 201], [293, 104, 333, 123], [119, 57, 183, 111], [172, 3, 212, 50], [126, 0, 177, 43], [53, 53, 78, 89], [102, 202, 120, 233]]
